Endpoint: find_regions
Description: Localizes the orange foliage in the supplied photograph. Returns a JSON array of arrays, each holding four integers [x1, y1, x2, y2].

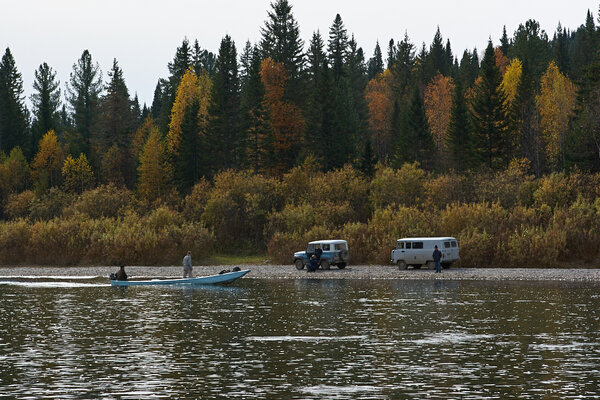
[[494, 47, 509, 76], [365, 69, 394, 159], [424, 73, 455, 156], [260, 58, 304, 175]]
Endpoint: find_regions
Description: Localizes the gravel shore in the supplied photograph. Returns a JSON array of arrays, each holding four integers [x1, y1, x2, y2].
[[1, 264, 600, 282]]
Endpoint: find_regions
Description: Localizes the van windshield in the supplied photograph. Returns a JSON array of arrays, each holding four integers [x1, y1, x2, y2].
[[396, 242, 404, 249]]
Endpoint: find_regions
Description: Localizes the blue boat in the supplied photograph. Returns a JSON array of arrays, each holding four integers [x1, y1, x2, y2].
[[109, 269, 250, 287]]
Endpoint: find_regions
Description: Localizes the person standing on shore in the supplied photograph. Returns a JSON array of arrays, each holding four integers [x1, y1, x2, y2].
[[183, 251, 193, 278], [432, 245, 442, 273]]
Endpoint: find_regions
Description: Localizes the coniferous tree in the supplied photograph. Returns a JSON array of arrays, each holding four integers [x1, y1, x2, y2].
[[347, 36, 370, 150], [571, 10, 599, 80], [510, 20, 551, 83], [94, 59, 137, 187], [260, 0, 305, 104], [207, 35, 240, 172], [0, 48, 29, 156], [367, 41, 384, 80], [447, 79, 475, 171], [66, 50, 102, 157], [175, 99, 202, 192], [307, 31, 326, 87], [407, 85, 434, 168], [328, 14, 348, 82], [471, 41, 508, 169], [425, 27, 448, 81], [500, 26, 511, 56], [552, 23, 570, 75], [30, 62, 61, 155]]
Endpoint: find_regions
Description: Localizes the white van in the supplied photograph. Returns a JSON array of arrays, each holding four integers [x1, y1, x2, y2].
[[391, 237, 460, 270]]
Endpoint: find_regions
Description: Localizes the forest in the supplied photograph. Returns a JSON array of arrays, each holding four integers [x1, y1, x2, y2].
[[1, 1, 600, 267]]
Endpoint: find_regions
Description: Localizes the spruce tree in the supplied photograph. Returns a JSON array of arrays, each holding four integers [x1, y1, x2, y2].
[[367, 41, 384, 80], [0, 48, 29, 156], [66, 49, 103, 157], [175, 99, 202, 192], [260, 0, 305, 103], [500, 26, 511, 56], [327, 14, 348, 82], [471, 41, 508, 169], [95, 59, 137, 187], [307, 31, 326, 87], [510, 19, 551, 83], [206, 35, 240, 172], [406, 85, 434, 168], [552, 23, 570, 75], [31, 62, 61, 155], [447, 79, 475, 172]]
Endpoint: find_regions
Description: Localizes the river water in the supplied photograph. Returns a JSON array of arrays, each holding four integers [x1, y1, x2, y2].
[[1, 277, 599, 399]]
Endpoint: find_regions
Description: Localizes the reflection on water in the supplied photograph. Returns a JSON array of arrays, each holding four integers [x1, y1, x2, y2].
[[1, 278, 600, 399]]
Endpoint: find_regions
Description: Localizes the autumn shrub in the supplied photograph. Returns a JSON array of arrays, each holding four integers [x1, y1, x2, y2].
[[28, 188, 74, 221], [4, 190, 35, 220], [63, 184, 134, 219], [202, 170, 283, 250], [280, 159, 318, 206], [310, 165, 371, 221], [182, 179, 211, 221], [339, 222, 378, 264], [507, 205, 552, 230], [551, 197, 600, 261], [474, 158, 537, 208], [455, 228, 497, 267], [370, 162, 426, 209], [533, 172, 579, 208], [423, 173, 468, 209], [0, 219, 30, 264], [439, 202, 508, 238], [26, 216, 94, 265], [504, 225, 565, 267]]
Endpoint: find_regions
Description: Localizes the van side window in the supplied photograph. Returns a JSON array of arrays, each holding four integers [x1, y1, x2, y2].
[[307, 244, 315, 251], [451, 241, 457, 247], [396, 242, 404, 249], [406, 242, 412, 249], [322, 244, 330, 251], [413, 242, 423, 249], [444, 241, 451, 248], [335, 243, 345, 250]]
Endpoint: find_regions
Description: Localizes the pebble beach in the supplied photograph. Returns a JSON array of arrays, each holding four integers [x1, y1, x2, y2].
[[1, 264, 600, 282]]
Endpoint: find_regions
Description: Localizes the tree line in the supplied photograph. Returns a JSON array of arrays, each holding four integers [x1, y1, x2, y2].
[[2, 1, 600, 210]]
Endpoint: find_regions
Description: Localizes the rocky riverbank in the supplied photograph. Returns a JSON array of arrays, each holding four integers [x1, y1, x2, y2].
[[1, 265, 600, 282]]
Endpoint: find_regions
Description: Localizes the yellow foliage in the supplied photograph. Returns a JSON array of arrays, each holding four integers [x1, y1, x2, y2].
[[424, 73, 454, 157], [500, 58, 522, 107], [537, 61, 577, 168], [32, 130, 64, 189], [137, 127, 172, 202], [62, 153, 94, 193], [167, 68, 212, 154]]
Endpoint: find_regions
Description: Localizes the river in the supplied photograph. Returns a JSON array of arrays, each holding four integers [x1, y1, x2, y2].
[[1, 277, 599, 399]]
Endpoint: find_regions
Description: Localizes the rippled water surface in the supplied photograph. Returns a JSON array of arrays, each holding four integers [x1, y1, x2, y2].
[[1, 278, 600, 399]]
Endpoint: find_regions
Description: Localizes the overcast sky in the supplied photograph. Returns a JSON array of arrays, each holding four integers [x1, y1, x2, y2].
[[2, 0, 598, 108]]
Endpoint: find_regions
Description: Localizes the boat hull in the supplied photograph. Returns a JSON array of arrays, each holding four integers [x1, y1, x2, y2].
[[110, 269, 250, 286]]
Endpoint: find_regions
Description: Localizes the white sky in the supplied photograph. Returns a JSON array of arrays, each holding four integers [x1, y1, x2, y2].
[[1, 0, 598, 108]]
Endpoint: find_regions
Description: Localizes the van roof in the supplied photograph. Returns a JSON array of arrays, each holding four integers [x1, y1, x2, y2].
[[308, 240, 348, 245], [397, 237, 456, 241]]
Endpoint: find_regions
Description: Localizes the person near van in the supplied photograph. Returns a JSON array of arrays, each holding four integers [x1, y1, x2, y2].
[[114, 265, 128, 281], [432, 245, 442, 273], [315, 246, 323, 261], [307, 255, 319, 272], [183, 251, 193, 278]]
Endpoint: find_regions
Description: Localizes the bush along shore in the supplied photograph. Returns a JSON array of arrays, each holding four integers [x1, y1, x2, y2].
[[1, 160, 600, 268]]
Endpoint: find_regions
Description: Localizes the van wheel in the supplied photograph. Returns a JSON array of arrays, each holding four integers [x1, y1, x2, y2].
[[321, 260, 330, 270], [397, 261, 407, 270], [338, 262, 346, 269], [425, 261, 434, 269], [295, 259, 305, 270]]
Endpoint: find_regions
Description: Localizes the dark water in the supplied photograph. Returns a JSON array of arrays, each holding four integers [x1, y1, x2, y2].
[[1, 277, 599, 399]]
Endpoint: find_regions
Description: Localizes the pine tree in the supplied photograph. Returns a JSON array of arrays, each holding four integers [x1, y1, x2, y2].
[[471, 41, 508, 169], [500, 26, 511, 56], [367, 41, 384, 80], [30, 62, 61, 156], [447, 79, 475, 171], [406, 85, 434, 168], [307, 31, 326, 87], [327, 14, 348, 82], [0, 48, 29, 155], [206, 35, 241, 172], [66, 50, 102, 157]]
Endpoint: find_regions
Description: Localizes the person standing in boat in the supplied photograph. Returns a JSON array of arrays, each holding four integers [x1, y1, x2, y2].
[[115, 265, 128, 281], [183, 251, 193, 278]]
